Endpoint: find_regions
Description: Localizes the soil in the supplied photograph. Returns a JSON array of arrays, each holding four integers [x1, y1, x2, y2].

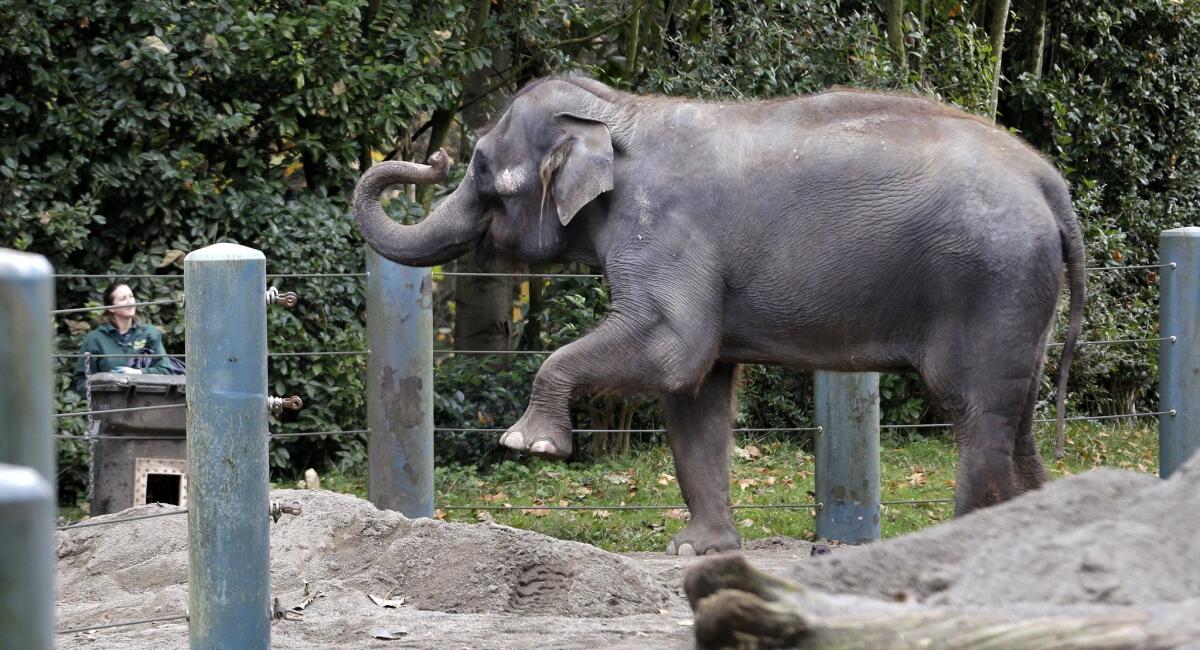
[[55, 453, 1200, 649]]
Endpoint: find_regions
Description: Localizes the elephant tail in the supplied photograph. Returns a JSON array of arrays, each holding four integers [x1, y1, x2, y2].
[[1053, 195, 1086, 460]]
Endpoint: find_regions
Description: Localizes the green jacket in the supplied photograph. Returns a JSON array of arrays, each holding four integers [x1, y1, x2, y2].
[[71, 321, 181, 395]]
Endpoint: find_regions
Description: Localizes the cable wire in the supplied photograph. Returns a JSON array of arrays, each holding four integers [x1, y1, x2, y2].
[[53, 298, 183, 316], [57, 614, 189, 635], [57, 508, 187, 531], [55, 404, 186, 419]]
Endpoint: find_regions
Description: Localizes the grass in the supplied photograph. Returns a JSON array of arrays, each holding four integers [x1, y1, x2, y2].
[[308, 421, 1158, 553]]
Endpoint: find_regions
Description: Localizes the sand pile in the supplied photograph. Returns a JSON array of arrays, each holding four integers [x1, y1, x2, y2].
[[54, 454, 1200, 648], [56, 490, 687, 649], [791, 454, 1200, 609]]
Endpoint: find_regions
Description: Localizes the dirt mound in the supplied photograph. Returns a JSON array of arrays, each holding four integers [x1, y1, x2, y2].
[[54, 458, 1200, 648], [790, 455, 1200, 611], [56, 490, 686, 648]]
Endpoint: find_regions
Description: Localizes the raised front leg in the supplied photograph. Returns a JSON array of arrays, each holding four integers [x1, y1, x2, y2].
[[661, 361, 741, 555], [502, 304, 720, 459]]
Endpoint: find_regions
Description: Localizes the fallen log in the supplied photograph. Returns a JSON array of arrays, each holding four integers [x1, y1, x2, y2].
[[684, 553, 1183, 650]]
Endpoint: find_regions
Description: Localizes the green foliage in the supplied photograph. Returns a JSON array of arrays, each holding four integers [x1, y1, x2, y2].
[[1003, 0, 1200, 414], [9, 0, 1194, 501]]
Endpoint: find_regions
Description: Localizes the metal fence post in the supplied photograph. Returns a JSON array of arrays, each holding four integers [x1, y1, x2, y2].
[[0, 249, 55, 483], [0, 249, 55, 649], [1160, 227, 1200, 478], [0, 465, 54, 650], [185, 244, 270, 648], [366, 248, 434, 517], [813, 370, 881, 544]]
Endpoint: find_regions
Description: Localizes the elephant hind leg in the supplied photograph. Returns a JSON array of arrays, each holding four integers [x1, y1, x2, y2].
[[917, 347, 1040, 515], [1013, 357, 1049, 494], [661, 361, 741, 556]]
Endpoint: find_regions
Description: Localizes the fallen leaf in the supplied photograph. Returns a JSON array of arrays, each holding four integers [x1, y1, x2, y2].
[[745, 445, 761, 459], [738, 518, 754, 528], [604, 473, 631, 484], [521, 508, 550, 517], [368, 594, 406, 608], [592, 510, 612, 519], [657, 473, 675, 485], [369, 627, 409, 640], [665, 508, 689, 521], [482, 492, 507, 503], [733, 447, 751, 460], [737, 478, 758, 489], [434, 508, 446, 520]]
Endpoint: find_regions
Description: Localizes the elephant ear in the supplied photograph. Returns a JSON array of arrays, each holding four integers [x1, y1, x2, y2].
[[540, 113, 613, 226]]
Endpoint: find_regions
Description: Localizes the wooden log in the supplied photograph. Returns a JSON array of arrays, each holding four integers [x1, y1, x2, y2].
[[685, 554, 1171, 650]]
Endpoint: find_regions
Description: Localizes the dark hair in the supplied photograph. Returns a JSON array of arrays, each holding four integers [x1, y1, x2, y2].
[[101, 282, 125, 307], [100, 282, 137, 325]]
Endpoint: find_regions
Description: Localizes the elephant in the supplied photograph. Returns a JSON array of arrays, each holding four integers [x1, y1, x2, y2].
[[353, 75, 1085, 556]]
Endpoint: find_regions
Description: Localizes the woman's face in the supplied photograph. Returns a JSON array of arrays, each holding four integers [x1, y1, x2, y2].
[[107, 284, 136, 320]]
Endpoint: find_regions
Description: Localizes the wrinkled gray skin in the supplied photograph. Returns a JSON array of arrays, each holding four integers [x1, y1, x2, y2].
[[354, 76, 1085, 556]]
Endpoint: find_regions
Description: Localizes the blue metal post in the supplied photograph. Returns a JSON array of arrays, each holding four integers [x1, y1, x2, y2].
[[0, 250, 55, 649], [185, 244, 270, 648], [814, 371, 881, 544], [0, 249, 55, 484], [0, 465, 54, 650], [1160, 227, 1200, 478], [366, 248, 434, 517]]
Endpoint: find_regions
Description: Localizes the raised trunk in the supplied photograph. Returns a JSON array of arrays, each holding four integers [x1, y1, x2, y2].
[[352, 150, 484, 267]]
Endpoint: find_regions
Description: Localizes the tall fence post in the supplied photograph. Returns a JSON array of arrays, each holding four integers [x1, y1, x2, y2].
[[0, 249, 55, 649], [366, 249, 434, 518], [813, 371, 881, 544], [0, 250, 55, 483], [1159, 227, 1200, 478], [185, 244, 270, 648]]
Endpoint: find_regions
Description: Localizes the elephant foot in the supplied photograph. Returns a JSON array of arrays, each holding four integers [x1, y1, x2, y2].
[[666, 520, 741, 556], [499, 411, 572, 459]]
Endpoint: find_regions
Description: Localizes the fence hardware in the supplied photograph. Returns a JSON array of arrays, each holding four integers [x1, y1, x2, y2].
[[270, 500, 303, 523], [268, 395, 304, 417], [266, 286, 299, 308]]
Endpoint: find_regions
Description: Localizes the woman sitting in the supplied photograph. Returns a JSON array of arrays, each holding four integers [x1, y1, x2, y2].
[[71, 282, 183, 395]]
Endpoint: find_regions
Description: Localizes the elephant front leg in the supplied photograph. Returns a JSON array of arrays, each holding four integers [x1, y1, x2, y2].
[[502, 311, 719, 460], [661, 361, 741, 555]]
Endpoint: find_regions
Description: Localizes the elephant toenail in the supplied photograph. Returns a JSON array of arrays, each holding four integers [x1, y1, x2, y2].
[[704, 548, 721, 556], [529, 440, 558, 455], [677, 543, 697, 556], [500, 431, 523, 448]]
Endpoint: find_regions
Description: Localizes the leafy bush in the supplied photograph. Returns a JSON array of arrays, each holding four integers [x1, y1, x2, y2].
[[6, 1, 1196, 499]]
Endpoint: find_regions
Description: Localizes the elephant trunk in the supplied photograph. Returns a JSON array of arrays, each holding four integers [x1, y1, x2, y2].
[[352, 149, 482, 267]]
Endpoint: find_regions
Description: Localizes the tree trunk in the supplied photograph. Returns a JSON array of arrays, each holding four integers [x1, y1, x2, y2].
[[1030, 0, 1048, 78], [886, 0, 906, 71], [987, 0, 1011, 121], [452, 0, 512, 367]]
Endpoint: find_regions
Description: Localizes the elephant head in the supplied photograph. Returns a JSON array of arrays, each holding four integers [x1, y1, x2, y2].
[[353, 79, 616, 267]]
